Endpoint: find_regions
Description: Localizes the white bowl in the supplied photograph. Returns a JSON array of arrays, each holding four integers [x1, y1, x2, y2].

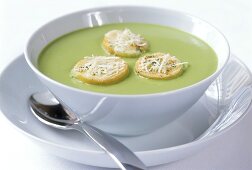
[[25, 6, 230, 136]]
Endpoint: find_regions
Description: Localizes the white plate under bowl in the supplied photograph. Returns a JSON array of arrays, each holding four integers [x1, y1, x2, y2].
[[0, 54, 251, 168]]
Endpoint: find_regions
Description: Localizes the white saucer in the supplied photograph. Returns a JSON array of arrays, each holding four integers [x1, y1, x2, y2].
[[0, 54, 251, 168]]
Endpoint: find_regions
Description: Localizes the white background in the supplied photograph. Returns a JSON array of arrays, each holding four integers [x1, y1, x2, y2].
[[0, 0, 252, 169]]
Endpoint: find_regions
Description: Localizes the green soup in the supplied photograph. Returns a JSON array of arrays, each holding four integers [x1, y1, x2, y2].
[[38, 23, 218, 94]]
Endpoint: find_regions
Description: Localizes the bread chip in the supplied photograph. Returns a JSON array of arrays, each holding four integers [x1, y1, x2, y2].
[[135, 52, 188, 80], [102, 29, 149, 57], [71, 56, 129, 85]]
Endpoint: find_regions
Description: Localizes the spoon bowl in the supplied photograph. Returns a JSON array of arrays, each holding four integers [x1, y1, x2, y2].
[[30, 91, 77, 129]]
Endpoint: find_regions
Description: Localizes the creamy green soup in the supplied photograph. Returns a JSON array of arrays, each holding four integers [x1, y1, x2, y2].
[[38, 23, 218, 94]]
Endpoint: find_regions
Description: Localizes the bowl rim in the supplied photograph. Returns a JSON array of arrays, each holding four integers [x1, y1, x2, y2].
[[24, 5, 230, 98]]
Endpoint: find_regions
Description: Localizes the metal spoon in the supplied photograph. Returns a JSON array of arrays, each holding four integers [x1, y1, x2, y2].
[[29, 91, 147, 170]]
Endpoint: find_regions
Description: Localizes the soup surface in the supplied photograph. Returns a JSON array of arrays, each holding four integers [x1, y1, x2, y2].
[[38, 23, 218, 94]]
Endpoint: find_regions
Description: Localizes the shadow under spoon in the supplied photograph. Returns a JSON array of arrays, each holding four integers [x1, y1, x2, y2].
[[29, 91, 147, 170]]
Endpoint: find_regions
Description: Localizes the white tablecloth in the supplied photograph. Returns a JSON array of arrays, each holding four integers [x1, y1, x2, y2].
[[0, 0, 252, 169]]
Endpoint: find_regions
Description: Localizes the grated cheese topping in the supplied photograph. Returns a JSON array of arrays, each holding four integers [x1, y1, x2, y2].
[[139, 53, 188, 74], [105, 28, 148, 53], [73, 56, 126, 77]]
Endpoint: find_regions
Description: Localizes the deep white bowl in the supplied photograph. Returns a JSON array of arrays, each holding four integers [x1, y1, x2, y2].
[[25, 6, 230, 136]]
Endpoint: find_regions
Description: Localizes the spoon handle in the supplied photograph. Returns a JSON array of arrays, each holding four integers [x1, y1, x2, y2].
[[72, 122, 147, 170]]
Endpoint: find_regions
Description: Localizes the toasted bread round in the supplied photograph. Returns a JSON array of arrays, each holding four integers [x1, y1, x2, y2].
[[135, 52, 188, 80], [71, 56, 129, 85], [102, 29, 149, 57]]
